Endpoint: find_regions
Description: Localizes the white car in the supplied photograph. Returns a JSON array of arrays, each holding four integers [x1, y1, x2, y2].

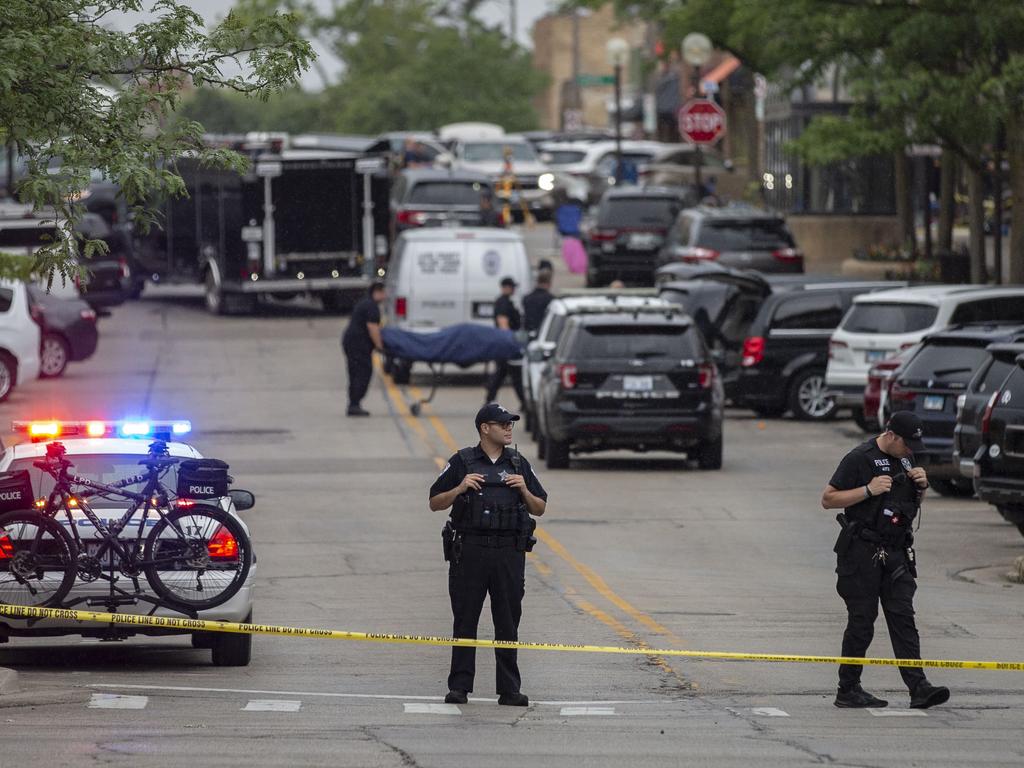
[[521, 292, 671, 436], [0, 422, 256, 666], [449, 137, 556, 216], [539, 140, 666, 204], [826, 285, 1024, 419], [0, 280, 42, 401]]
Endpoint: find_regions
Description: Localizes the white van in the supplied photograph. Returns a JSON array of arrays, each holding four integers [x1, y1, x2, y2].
[[0, 280, 42, 401], [385, 228, 533, 332], [826, 285, 1024, 415]]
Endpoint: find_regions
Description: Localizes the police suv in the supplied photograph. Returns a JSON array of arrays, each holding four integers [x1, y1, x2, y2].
[[0, 420, 256, 666]]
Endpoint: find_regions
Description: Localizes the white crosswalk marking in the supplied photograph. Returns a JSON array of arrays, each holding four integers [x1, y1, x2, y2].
[[88, 693, 148, 710], [751, 707, 790, 717], [868, 708, 927, 717], [403, 703, 462, 715], [560, 706, 616, 716], [243, 700, 302, 712]]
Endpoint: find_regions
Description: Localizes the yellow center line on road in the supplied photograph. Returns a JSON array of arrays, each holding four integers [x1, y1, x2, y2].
[[400, 380, 684, 649]]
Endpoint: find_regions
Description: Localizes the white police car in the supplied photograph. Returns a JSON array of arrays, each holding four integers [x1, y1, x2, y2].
[[0, 420, 256, 666]]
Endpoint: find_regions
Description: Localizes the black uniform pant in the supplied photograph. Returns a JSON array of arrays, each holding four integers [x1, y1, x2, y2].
[[342, 342, 373, 408], [448, 538, 526, 694], [485, 360, 525, 406], [836, 540, 925, 692]]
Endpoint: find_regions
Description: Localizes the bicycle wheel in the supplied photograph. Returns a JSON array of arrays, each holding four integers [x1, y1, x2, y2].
[[0, 510, 77, 607], [143, 505, 252, 611]]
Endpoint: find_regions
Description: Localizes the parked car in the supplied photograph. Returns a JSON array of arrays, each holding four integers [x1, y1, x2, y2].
[[390, 169, 495, 235], [449, 136, 555, 219], [535, 307, 724, 470], [826, 286, 1024, 427], [731, 282, 904, 420], [585, 187, 696, 287], [26, 283, 99, 378], [885, 325, 1024, 495], [74, 212, 131, 309], [862, 344, 921, 432], [954, 341, 1024, 484], [520, 292, 671, 437], [656, 206, 804, 274], [539, 140, 665, 205], [637, 144, 744, 201], [0, 280, 41, 401], [972, 355, 1024, 536]]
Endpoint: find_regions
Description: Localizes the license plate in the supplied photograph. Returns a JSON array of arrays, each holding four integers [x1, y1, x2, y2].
[[924, 395, 945, 411], [628, 233, 660, 250], [623, 375, 654, 391], [865, 349, 890, 362]]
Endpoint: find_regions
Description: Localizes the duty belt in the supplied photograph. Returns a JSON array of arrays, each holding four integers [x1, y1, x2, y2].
[[461, 533, 522, 548]]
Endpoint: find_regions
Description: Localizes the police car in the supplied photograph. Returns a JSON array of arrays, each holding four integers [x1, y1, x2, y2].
[[0, 420, 256, 666]]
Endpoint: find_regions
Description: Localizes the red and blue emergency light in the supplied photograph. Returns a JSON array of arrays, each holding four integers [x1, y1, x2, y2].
[[12, 420, 192, 442]]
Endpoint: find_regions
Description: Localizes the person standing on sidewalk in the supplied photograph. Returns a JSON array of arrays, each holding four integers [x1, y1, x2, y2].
[[341, 281, 386, 417]]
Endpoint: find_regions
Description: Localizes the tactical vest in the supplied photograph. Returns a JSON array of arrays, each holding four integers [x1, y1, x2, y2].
[[848, 448, 921, 546], [452, 447, 530, 534]]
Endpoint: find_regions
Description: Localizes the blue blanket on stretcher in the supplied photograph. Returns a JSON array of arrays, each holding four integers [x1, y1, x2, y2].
[[382, 324, 523, 366]]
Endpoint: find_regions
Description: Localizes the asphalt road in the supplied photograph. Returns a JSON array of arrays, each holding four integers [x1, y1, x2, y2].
[[1, 226, 1022, 767]]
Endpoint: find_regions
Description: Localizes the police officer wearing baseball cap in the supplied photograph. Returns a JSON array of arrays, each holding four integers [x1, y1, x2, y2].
[[429, 403, 547, 706], [821, 411, 949, 709]]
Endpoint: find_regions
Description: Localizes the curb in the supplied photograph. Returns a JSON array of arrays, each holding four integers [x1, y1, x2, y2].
[[0, 667, 18, 696]]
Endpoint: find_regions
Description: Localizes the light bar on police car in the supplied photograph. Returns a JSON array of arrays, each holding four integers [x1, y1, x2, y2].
[[13, 420, 192, 442]]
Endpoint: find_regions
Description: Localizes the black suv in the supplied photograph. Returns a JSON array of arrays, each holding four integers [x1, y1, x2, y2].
[[888, 324, 1024, 496], [972, 354, 1024, 536], [955, 341, 1024, 484], [535, 308, 724, 470], [656, 205, 803, 274], [730, 283, 901, 420], [390, 169, 494, 234], [584, 187, 696, 287]]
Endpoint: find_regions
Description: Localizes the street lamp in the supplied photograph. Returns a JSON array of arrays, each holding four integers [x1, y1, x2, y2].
[[681, 32, 712, 190], [606, 37, 629, 183]]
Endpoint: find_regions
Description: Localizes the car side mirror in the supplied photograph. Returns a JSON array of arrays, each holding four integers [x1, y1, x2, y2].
[[436, 152, 453, 168], [229, 489, 255, 511], [542, 347, 555, 360]]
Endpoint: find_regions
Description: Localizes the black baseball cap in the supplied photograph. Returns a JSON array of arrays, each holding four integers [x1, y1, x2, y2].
[[500, 276, 518, 288], [475, 403, 521, 430], [886, 411, 925, 452]]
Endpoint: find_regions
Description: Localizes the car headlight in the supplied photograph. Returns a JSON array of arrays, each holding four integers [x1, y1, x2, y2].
[[538, 173, 555, 192]]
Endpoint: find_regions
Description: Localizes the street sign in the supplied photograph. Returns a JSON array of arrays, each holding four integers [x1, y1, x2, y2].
[[355, 157, 384, 174], [255, 161, 282, 178], [576, 74, 615, 87], [678, 99, 727, 145]]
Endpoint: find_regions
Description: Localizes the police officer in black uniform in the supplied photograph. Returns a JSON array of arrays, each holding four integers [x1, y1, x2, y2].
[[821, 411, 950, 709], [522, 269, 553, 335], [429, 403, 547, 706], [341, 281, 386, 417], [484, 277, 526, 408]]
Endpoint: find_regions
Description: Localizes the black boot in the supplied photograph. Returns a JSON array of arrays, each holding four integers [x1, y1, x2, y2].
[[910, 681, 949, 709], [497, 692, 529, 707], [834, 684, 888, 708], [444, 690, 468, 704]]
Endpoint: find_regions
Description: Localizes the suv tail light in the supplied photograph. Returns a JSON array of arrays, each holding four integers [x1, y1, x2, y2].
[[119, 257, 130, 279], [889, 380, 916, 406], [559, 364, 578, 389], [80, 308, 96, 322], [772, 247, 803, 263], [981, 391, 1000, 438], [698, 362, 715, 389], [397, 210, 428, 226], [395, 296, 407, 318], [829, 339, 848, 360], [677, 246, 719, 263], [741, 336, 765, 367], [590, 228, 619, 242], [29, 303, 44, 327]]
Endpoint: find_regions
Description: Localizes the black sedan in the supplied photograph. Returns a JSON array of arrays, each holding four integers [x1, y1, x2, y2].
[[27, 283, 99, 378]]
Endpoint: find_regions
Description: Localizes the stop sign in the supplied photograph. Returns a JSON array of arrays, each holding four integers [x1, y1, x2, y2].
[[678, 99, 727, 145]]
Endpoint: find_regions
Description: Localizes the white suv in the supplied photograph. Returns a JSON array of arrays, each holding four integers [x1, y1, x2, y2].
[[826, 285, 1024, 416], [0, 280, 42, 401]]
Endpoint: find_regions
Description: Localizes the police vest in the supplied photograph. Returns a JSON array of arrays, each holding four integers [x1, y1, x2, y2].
[[848, 446, 920, 545], [452, 447, 529, 534]]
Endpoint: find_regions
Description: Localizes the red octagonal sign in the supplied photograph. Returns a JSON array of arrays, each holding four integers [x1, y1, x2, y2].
[[678, 99, 727, 145]]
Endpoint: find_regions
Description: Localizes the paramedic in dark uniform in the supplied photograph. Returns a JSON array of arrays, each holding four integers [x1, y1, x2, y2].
[[821, 411, 949, 710], [341, 281, 385, 416], [484, 277, 526, 408], [429, 403, 547, 706]]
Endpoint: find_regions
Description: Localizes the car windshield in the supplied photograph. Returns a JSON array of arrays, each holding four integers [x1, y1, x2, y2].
[[573, 324, 697, 359], [7, 453, 177, 509], [544, 150, 587, 165], [462, 142, 537, 162], [407, 181, 488, 205], [842, 303, 938, 334], [900, 344, 990, 385], [696, 220, 794, 251], [598, 198, 680, 227]]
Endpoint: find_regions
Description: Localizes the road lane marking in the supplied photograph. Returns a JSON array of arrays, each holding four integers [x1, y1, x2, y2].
[[751, 707, 790, 717], [868, 708, 927, 717], [243, 700, 302, 712], [561, 706, 616, 716], [404, 703, 461, 715], [88, 683, 664, 706], [89, 693, 148, 710]]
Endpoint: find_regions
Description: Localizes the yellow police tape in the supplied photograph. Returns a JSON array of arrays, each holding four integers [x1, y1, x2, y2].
[[1, 603, 1022, 672]]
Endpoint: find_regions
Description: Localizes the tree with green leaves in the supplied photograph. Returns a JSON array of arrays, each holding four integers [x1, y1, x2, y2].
[[0, 0, 313, 282]]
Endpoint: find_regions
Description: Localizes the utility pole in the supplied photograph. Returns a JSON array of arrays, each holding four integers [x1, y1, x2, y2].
[[509, 0, 517, 43]]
